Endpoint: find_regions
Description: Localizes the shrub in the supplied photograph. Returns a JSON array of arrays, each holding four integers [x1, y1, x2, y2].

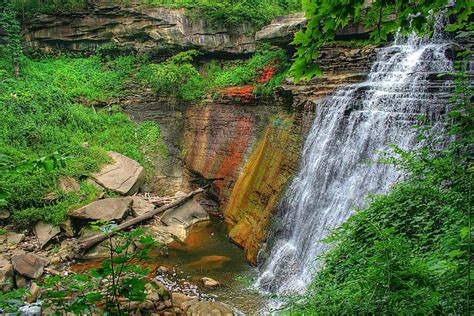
[[0, 53, 165, 226]]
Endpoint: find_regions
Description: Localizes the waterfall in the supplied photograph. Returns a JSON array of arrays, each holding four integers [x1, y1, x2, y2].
[[255, 30, 454, 295]]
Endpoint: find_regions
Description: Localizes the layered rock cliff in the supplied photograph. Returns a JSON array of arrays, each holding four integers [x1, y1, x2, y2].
[[23, 2, 255, 57], [23, 7, 383, 264]]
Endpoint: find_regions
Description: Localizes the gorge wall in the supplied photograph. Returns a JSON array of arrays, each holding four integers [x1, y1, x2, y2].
[[22, 5, 381, 264]]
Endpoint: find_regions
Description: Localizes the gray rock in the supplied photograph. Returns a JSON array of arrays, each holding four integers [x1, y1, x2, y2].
[[6, 232, 25, 245], [93, 151, 144, 195], [131, 196, 155, 217], [33, 221, 60, 248], [11, 252, 48, 279], [161, 199, 209, 229], [69, 197, 132, 221]]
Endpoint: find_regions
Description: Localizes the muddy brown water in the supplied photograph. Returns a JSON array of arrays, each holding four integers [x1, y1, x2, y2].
[[72, 216, 267, 314]]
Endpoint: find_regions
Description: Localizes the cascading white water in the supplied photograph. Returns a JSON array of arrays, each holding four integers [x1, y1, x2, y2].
[[255, 30, 454, 295]]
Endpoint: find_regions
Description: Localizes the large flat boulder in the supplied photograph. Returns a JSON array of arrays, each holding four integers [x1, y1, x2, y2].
[[93, 152, 144, 195], [11, 252, 48, 279], [69, 198, 132, 222], [34, 221, 60, 248], [161, 199, 209, 229]]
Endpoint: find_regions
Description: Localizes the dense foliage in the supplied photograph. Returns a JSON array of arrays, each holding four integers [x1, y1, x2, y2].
[[138, 46, 290, 101], [291, 0, 472, 79], [0, 52, 165, 226], [285, 53, 472, 314]]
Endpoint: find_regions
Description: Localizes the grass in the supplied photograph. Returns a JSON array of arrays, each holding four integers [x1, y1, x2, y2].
[[0, 51, 165, 226]]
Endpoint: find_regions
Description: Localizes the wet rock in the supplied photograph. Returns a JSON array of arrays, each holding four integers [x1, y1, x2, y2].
[[11, 252, 48, 279], [0, 257, 13, 292], [187, 301, 234, 315], [69, 197, 132, 221], [161, 199, 209, 229], [200, 277, 221, 288], [171, 293, 197, 309], [146, 225, 187, 244], [131, 196, 155, 217], [93, 151, 144, 195], [33, 221, 60, 248], [6, 232, 25, 245]]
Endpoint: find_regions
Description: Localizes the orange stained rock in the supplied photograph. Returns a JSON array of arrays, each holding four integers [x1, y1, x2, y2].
[[185, 255, 232, 270]]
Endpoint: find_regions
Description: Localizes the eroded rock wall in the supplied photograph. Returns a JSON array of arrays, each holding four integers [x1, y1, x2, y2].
[[23, 3, 255, 57]]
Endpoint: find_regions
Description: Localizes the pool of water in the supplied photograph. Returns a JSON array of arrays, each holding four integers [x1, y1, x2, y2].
[[72, 215, 267, 314], [155, 215, 266, 314]]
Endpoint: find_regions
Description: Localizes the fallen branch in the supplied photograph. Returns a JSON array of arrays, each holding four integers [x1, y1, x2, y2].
[[73, 187, 205, 257]]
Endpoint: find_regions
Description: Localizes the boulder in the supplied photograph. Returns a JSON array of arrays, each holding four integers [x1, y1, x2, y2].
[[33, 221, 60, 248], [200, 277, 221, 288], [0, 258, 14, 292], [186, 301, 234, 316], [6, 232, 25, 245], [146, 224, 187, 244], [92, 151, 144, 195], [11, 252, 48, 279], [172, 293, 197, 309], [131, 196, 155, 217], [69, 198, 132, 221], [161, 199, 209, 229]]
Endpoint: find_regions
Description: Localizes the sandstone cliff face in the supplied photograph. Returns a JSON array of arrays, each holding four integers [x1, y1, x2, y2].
[[24, 4, 255, 56], [224, 116, 303, 264]]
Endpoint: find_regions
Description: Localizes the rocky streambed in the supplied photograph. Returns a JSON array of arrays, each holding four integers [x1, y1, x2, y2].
[[0, 150, 261, 315]]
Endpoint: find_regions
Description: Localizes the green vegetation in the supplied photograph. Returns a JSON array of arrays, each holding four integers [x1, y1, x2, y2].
[[291, 0, 472, 79], [0, 226, 162, 314], [285, 53, 472, 314], [147, 0, 301, 28], [11, 0, 301, 29], [138, 46, 290, 101], [0, 52, 165, 226]]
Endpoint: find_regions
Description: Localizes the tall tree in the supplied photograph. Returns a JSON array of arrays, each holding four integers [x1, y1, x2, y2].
[[290, 0, 472, 80], [1, 0, 22, 76]]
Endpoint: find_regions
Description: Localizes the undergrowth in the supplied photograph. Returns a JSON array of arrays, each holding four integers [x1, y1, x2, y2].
[[0, 51, 165, 226], [138, 45, 290, 101]]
